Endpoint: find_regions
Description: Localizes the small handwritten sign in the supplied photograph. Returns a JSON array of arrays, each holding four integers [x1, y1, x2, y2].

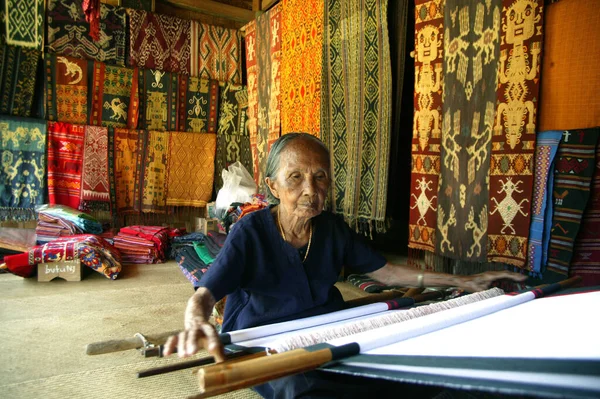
[[37, 259, 82, 282]]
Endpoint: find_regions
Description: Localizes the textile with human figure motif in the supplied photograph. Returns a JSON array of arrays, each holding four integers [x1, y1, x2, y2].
[[436, 0, 500, 262], [546, 128, 599, 276], [281, 0, 322, 136], [487, 0, 544, 266], [0, 0, 44, 50], [114, 128, 144, 214], [0, 116, 46, 221], [167, 132, 216, 207], [0, 45, 39, 117], [139, 69, 178, 131], [191, 21, 242, 84], [89, 61, 139, 129], [47, 121, 85, 210], [127, 9, 191, 74], [243, 3, 281, 194], [407, 0, 444, 251], [570, 137, 600, 286], [80, 126, 110, 211], [46, 54, 90, 125], [46, 0, 127, 66], [141, 130, 169, 213], [178, 76, 220, 133]]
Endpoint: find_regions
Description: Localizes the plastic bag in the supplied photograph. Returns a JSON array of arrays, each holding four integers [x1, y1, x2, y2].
[[215, 162, 257, 218]]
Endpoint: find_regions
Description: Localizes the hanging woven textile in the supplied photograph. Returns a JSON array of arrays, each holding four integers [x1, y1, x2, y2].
[[138, 69, 178, 131], [89, 61, 139, 129], [0, 0, 44, 50], [281, 0, 322, 136], [525, 131, 562, 276], [114, 128, 144, 214], [80, 125, 110, 212], [191, 21, 242, 84], [166, 132, 216, 207], [546, 128, 599, 276], [0, 116, 46, 221], [46, 0, 127, 66], [320, 0, 392, 233], [177, 76, 220, 133], [0, 45, 39, 117], [45, 53, 91, 125], [570, 138, 600, 286], [214, 83, 253, 193], [140, 130, 169, 213], [407, 0, 444, 253], [47, 121, 85, 210], [538, 0, 600, 131], [127, 9, 191, 74], [243, 3, 282, 194]]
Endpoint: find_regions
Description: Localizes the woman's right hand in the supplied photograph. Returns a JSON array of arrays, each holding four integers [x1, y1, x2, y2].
[[163, 288, 226, 362]]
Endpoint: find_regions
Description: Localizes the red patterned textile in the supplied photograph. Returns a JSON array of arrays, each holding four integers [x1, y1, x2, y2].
[[45, 54, 90, 125], [47, 121, 85, 210], [127, 9, 191, 74], [192, 21, 242, 84], [80, 125, 110, 209], [113, 225, 169, 263]]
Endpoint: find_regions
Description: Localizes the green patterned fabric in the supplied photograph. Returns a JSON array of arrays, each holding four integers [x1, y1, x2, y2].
[[0, 0, 44, 50], [0, 45, 40, 117], [0, 116, 46, 221], [178, 76, 220, 133], [138, 69, 178, 131], [321, 0, 392, 233]]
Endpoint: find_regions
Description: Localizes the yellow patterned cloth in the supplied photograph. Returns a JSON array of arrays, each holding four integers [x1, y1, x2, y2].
[[281, 0, 322, 136], [141, 130, 169, 213], [166, 132, 216, 207]]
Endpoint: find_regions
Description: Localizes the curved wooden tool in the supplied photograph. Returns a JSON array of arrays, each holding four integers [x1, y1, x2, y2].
[[86, 331, 180, 355]]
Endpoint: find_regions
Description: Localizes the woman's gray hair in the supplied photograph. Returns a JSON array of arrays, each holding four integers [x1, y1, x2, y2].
[[264, 133, 330, 204]]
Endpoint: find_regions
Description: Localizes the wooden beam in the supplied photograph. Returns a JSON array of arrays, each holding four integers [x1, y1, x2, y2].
[[252, 0, 261, 12], [163, 0, 254, 23], [261, 0, 279, 11]]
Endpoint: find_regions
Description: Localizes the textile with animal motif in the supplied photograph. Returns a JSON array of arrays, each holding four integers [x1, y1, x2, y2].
[[191, 21, 242, 84], [113, 128, 143, 214], [0, 116, 46, 221], [127, 9, 191, 74], [139, 69, 178, 131], [167, 132, 216, 207], [546, 128, 599, 276], [281, 0, 322, 136], [178, 76, 220, 133], [320, 0, 392, 233], [46, 0, 127, 66], [0, 45, 39, 117], [45, 53, 90, 124], [0, 0, 44, 50], [140, 130, 169, 213], [80, 125, 110, 211]]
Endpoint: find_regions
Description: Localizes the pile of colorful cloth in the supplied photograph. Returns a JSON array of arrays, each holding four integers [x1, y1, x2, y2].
[[113, 226, 181, 264], [175, 230, 227, 286], [2, 235, 122, 279], [220, 194, 268, 232], [35, 204, 103, 244], [169, 231, 205, 259]]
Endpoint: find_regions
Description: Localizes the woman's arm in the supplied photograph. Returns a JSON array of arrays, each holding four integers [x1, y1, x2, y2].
[[367, 263, 527, 292], [163, 287, 226, 361]]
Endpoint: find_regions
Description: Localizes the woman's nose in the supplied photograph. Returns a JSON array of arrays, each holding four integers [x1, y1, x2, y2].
[[303, 176, 317, 195]]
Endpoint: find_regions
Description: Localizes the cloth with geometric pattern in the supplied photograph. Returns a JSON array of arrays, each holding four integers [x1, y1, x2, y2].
[[214, 83, 252, 193], [113, 128, 143, 214], [46, 0, 127, 66], [407, 0, 444, 252], [177, 76, 220, 133], [243, 3, 281, 194], [140, 130, 169, 213], [487, 0, 544, 267], [0, 116, 46, 221], [138, 69, 178, 131], [570, 137, 600, 286], [47, 121, 85, 210], [321, 0, 391, 233], [127, 9, 191, 75], [525, 130, 562, 276], [281, 0, 322, 136], [80, 125, 110, 211], [89, 61, 139, 129], [436, 0, 501, 262], [120, 0, 153, 11], [0, 0, 44, 50], [538, 0, 600, 132], [167, 132, 216, 207], [546, 128, 599, 276], [0, 45, 39, 117], [45, 53, 91, 125], [191, 21, 242, 84]]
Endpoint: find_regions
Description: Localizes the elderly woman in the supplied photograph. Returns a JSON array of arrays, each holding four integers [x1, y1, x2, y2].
[[164, 133, 525, 397]]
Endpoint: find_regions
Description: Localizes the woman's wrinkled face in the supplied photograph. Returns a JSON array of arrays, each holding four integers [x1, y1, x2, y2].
[[266, 138, 331, 220]]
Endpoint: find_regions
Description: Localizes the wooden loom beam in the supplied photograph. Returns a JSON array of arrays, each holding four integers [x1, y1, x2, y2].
[[162, 0, 255, 23]]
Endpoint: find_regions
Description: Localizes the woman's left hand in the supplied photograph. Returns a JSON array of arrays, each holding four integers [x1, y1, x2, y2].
[[458, 271, 527, 292]]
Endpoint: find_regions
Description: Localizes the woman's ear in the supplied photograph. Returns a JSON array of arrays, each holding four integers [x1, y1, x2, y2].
[[265, 177, 279, 199]]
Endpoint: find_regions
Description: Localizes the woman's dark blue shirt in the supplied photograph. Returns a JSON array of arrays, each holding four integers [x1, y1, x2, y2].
[[197, 207, 387, 333]]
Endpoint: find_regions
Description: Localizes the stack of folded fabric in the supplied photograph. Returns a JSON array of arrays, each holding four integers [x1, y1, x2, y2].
[[205, 230, 226, 258], [169, 232, 205, 259], [35, 205, 103, 244], [192, 242, 215, 265], [2, 235, 122, 279], [113, 226, 171, 264], [175, 246, 210, 286]]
